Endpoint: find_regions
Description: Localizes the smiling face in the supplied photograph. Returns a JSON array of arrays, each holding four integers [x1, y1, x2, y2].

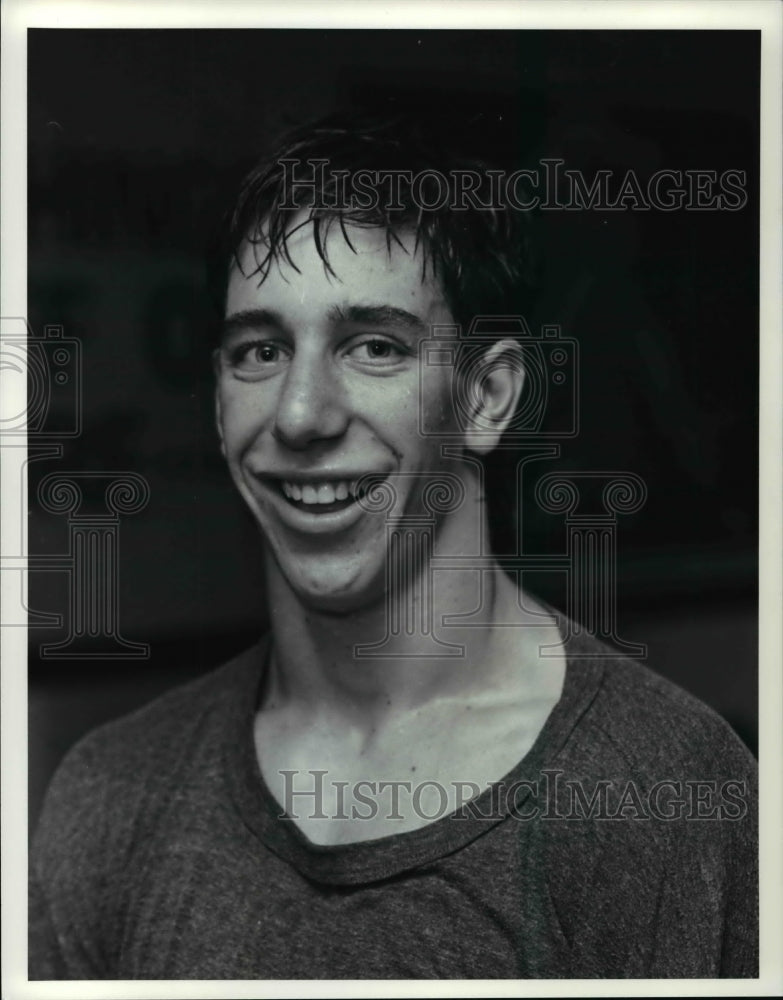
[[215, 218, 473, 613]]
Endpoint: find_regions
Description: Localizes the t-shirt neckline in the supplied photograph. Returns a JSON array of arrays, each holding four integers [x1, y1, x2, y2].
[[224, 606, 607, 886]]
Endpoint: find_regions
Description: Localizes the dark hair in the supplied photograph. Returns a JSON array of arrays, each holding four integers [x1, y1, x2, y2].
[[210, 110, 539, 336]]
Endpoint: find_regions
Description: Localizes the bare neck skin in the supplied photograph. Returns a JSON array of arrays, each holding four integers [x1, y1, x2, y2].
[[261, 466, 562, 736], [254, 471, 567, 844], [260, 477, 551, 729]]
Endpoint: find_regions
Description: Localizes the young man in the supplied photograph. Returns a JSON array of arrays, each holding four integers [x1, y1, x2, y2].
[[29, 113, 758, 979]]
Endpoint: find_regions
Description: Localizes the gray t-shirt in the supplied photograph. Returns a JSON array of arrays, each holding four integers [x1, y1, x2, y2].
[[29, 622, 758, 979]]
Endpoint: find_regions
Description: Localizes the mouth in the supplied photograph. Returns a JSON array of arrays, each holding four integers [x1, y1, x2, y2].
[[270, 476, 382, 515]]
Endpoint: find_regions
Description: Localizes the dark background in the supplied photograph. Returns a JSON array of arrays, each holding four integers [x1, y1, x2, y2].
[[27, 29, 759, 827]]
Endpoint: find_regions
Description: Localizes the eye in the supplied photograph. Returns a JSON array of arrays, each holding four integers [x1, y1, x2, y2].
[[227, 339, 289, 374], [252, 344, 282, 364], [348, 338, 407, 366]]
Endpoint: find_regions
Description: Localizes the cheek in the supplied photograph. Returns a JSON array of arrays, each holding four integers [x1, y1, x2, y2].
[[217, 387, 271, 459], [419, 370, 459, 434]]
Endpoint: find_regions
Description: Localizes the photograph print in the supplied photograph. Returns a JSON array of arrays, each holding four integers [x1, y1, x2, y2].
[[19, 21, 763, 983]]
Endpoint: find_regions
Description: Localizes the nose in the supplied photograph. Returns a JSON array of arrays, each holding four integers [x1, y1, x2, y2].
[[272, 348, 349, 450]]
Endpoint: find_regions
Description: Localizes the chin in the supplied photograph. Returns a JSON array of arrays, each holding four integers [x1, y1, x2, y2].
[[292, 581, 388, 618], [276, 558, 388, 617], [301, 590, 384, 617]]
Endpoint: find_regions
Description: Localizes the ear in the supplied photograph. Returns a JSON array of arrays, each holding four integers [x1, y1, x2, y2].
[[212, 349, 226, 458], [460, 338, 525, 455]]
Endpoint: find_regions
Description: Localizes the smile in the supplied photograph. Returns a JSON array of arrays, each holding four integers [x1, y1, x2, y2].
[[258, 474, 386, 521], [281, 479, 360, 509]]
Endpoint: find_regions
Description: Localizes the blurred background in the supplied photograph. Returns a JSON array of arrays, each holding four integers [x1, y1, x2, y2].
[[27, 29, 759, 828]]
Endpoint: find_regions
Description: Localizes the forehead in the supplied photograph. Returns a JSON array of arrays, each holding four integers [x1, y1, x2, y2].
[[226, 218, 451, 326]]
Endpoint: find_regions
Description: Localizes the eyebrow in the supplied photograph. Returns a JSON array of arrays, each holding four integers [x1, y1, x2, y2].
[[328, 304, 428, 334], [220, 303, 429, 343], [220, 308, 284, 341]]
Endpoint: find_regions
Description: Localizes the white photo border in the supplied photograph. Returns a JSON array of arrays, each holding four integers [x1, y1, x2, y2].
[[3, 2, 781, 998]]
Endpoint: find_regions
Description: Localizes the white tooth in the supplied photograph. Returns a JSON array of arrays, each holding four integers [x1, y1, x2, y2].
[[349, 480, 359, 497], [302, 485, 318, 504], [335, 482, 348, 501], [317, 484, 336, 504], [282, 482, 293, 499], [290, 483, 302, 501]]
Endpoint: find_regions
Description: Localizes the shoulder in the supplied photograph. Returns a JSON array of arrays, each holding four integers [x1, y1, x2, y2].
[[535, 627, 758, 976], [562, 629, 756, 782], [61, 640, 262, 777], [31, 640, 266, 878]]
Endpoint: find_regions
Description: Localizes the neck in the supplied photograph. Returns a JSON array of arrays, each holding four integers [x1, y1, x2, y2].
[[261, 504, 535, 729]]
